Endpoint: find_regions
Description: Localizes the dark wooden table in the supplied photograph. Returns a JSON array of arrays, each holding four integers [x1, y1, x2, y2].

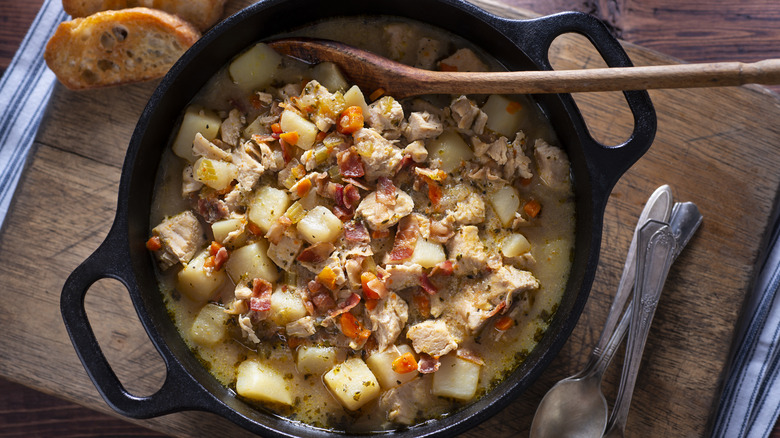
[[1, 0, 779, 436]]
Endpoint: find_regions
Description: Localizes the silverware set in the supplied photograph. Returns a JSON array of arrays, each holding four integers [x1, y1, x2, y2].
[[530, 185, 703, 437]]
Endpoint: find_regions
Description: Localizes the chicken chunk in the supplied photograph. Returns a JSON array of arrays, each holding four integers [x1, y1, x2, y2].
[[438, 48, 488, 72], [285, 315, 317, 338], [383, 263, 424, 291], [220, 109, 245, 147], [367, 293, 409, 351], [446, 225, 488, 276], [366, 96, 404, 138], [406, 319, 460, 357], [353, 128, 404, 180], [355, 189, 414, 231], [193, 132, 232, 162], [450, 95, 487, 133], [267, 234, 304, 271], [379, 377, 436, 425], [403, 111, 443, 141], [151, 211, 206, 270], [534, 139, 570, 190]]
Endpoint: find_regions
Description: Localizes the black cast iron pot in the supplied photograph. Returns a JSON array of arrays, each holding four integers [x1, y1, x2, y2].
[[61, 0, 656, 436]]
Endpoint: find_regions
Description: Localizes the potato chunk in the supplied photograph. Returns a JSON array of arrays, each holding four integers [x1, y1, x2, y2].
[[236, 359, 293, 406], [432, 354, 481, 401], [427, 130, 473, 173], [324, 358, 381, 410], [280, 109, 318, 150], [172, 105, 221, 163], [228, 43, 282, 91], [297, 206, 343, 244], [501, 233, 531, 257], [482, 94, 524, 137], [410, 239, 446, 269], [269, 288, 308, 326], [312, 62, 349, 93], [248, 186, 291, 234], [489, 184, 520, 227], [225, 241, 279, 284], [190, 303, 229, 347], [297, 346, 339, 376], [194, 157, 238, 191], [176, 249, 226, 302], [366, 344, 417, 389]]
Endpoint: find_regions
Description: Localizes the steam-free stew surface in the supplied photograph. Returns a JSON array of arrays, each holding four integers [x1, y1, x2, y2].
[[148, 17, 574, 432]]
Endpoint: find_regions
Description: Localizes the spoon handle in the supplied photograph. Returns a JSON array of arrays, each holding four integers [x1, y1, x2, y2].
[[579, 186, 673, 378], [604, 221, 677, 437]]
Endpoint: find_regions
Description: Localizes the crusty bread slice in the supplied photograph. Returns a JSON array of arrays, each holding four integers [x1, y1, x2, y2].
[[44, 7, 200, 90], [62, 0, 227, 31]]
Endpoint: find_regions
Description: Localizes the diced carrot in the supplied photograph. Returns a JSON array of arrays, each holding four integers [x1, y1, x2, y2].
[[271, 123, 283, 134], [203, 255, 215, 269], [287, 336, 304, 349], [524, 199, 542, 218], [247, 221, 263, 236], [295, 178, 313, 198], [495, 316, 514, 331], [280, 131, 299, 146], [369, 88, 385, 101], [427, 179, 442, 205], [208, 241, 223, 256], [145, 236, 162, 251], [391, 352, 419, 374], [506, 100, 523, 114], [317, 266, 339, 290], [520, 177, 533, 186], [337, 106, 364, 134], [439, 63, 458, 72], [361, 272, 387, 300], [413, 293, 431, 318], [339, 312, 360, 339]]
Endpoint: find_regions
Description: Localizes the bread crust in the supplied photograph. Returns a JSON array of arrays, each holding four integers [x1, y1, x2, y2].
[[44, 7, 201, 90], [62, 0, 228, 31]]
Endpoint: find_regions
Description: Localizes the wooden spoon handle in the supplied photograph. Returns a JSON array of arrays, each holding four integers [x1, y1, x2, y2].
[[269, 38, 780, 97]]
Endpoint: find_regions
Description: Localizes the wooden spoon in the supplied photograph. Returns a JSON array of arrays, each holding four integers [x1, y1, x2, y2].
[[267, 38, 780, 98]]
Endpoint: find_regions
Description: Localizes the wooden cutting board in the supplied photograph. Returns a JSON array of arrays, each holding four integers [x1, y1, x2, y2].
[[1, 1, 779, 436]]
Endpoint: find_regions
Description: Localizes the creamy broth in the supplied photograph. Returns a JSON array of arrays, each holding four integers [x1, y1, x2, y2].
[[148, 16, 574, 432]]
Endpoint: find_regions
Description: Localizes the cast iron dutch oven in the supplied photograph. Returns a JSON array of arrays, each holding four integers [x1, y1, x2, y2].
[[61, 0, 656, 436]]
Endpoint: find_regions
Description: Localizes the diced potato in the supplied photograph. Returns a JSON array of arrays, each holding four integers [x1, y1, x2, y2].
[[228, 43, 282, 91], [489, 184, 520, 227], [190, 303, 229, 347], [280, 109, 318, 150], [225, 241, 279, 284], [211, 218, 245, 247], [410, 239, 446, 269], [427, 130, 473, 173], [297, 345, 339, 376], [482, 94, 524, 137], [501, 233, 531, 257], [269, 288, 308, 326], [297, 206, 343, 244], [248, 186, 291, 234], [432, 354, 481, 400], [236, 359, 293, 406], [176, 249, 227, 302], [343, 85, 369, 116], [193, 157, 238, 191], [172, 105, 221, 163], [323, 358, 381, 410], [366, 344, 417, 389], [312, 62, 349, 93]]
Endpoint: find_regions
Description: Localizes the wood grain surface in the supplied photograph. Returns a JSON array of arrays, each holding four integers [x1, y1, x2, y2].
[[2, 0, 780, 437]]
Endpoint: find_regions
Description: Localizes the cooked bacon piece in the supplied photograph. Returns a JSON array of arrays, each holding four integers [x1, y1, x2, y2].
[[456, 348, 485, 366], [343, 183, 361, 209], [297, 242, 335, 263], [337, 149, 365, 178], [388, 216, 419, 262], [197, 196, 229, 223], [419, 275, 438, 295], [332, 205, 353, 222], [329, 293, 362, 318], [344, 220, 370, 242], [342, 177, 370, 191], [309, 281, 336, 313], [376, 176, 397, 206], [249, 278, 273, 312], [212, 246, 229, 271], [417, 353, 441, 374], [429, 260, 454, 277]]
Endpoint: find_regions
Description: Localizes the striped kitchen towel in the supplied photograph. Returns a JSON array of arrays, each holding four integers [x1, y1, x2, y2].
[[0, 0, 67, 231], [711, 205, 780, 438]]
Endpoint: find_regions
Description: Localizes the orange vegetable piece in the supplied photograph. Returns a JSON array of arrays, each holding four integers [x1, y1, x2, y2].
[[506, 100, 523, 114], [208, 241, 223, 256], [365, 299, 378, 311], [317, 266, 339, 290], [337, 106, 364, 134], [145, 236, 162, 251], [361, 272, 387, 300], [247, 221, 263, 236], [524, 199, 542, 218], [391, 352, 419, 374], [280, 131, 299, 145], [369, 88, 385, 101], [271, 122, 283, 134], [340, 312, 361, 339], [295, 178, 313, 198], [413, 292, 431, 318], [495, 316, 514, 331]]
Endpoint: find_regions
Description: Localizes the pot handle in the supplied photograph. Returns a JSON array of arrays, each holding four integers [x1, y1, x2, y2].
[[504, 11, 657, 192], [60, 225, 211, 419]]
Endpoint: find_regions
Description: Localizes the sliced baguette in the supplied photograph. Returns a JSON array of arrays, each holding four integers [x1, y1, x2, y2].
[[44, 7, 200, 90], [62, 0, 227, 31]]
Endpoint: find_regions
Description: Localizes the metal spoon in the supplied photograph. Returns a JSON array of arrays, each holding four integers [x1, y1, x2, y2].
[[603, 203, 702, 437], [529, 185, 673, 438], [267, 38, 780, 98]]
